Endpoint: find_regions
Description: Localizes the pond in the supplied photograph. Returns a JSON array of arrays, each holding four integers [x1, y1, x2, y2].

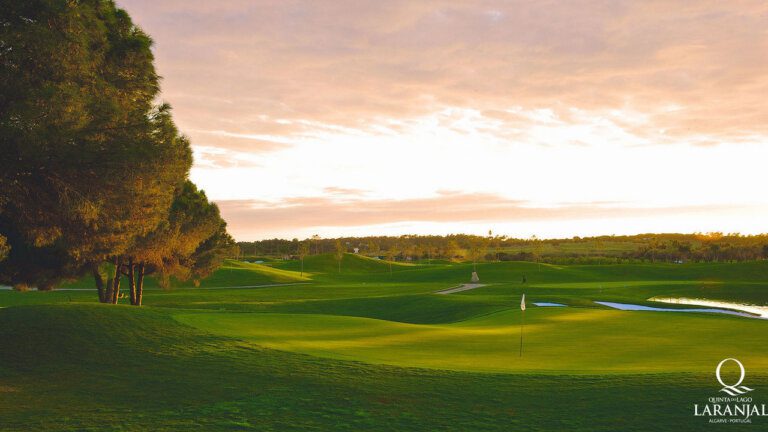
[[595, 301, 762, 319], [651, 297, 768, 319], [533, 302, 566, 307]]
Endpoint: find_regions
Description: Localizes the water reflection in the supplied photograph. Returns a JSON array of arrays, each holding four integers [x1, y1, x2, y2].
[[595, 301, 762, 319], [651, 297, 768, 319]]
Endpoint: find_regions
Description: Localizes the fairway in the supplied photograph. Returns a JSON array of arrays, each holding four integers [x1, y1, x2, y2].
[[2, 255, 767, 430]]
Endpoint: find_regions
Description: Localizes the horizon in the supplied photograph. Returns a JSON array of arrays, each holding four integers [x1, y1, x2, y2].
[[236, 230, 768, 243], [119, 0, 768, 241]]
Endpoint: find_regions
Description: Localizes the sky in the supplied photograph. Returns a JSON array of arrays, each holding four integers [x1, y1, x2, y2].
[[118, 0, 768, 241]]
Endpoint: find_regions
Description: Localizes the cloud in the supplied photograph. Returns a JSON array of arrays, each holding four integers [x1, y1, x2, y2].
[[216, 192, 744, 238], [186, 130, 291, 153], [119, 0, 768, 151], [192, 146, 261, 169], [322, 187, 369, 197]]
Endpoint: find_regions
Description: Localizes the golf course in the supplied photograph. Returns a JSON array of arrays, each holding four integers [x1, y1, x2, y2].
[[2, 254, 766, 430], [4, 0, 768, 430]]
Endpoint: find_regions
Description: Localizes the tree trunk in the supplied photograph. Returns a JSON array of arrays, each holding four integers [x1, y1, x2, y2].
[[92, 264, 107, 303], [105, 277, 114, 304], [110, 256, 121, 304], [135, 263, 145, 306], [127, 259, 137, 306], [111, 275, 120, 304]]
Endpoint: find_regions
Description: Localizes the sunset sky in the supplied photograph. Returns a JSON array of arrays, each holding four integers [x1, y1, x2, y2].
[[119, 0, 768, 240]]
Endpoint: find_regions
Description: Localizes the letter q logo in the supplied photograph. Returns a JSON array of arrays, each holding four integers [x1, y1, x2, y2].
[[716, 358, 754, 396]]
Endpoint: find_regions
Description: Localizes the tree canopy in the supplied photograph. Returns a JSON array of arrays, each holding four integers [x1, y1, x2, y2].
[[0, 0, 232, 303], [118, 181, 236, 305]]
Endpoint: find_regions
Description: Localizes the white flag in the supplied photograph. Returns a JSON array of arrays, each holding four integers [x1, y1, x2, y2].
[[520, 293, 526, 311]]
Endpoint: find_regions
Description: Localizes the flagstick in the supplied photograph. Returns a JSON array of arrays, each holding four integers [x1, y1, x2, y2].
[[519, 307, 524, 357]]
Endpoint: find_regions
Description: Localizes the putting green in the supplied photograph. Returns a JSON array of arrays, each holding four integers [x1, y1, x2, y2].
[[175, 306, 768, 374]]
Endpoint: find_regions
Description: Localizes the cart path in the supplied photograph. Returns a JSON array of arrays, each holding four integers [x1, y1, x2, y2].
[[435, 283, 487, 294]]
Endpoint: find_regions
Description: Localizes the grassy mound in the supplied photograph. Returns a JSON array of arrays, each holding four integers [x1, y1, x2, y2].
[[260, 293, 509, 324], [176, 305, 768, 374], [195, 260, 311, 287], [60, 259, 309, 290], [271, 253, 414, 276]]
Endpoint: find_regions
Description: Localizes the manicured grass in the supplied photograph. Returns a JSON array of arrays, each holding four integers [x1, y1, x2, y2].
[[1, 305, 761, 431], [271, 253, 417, 274], [2, 256, 767, 430], [59, 259, 310, 290], [174, 307, 768, 373]]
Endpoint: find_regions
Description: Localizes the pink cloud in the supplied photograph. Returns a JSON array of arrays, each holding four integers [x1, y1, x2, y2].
[[117, 0, 768, 152], [216, 192, 744, 239]]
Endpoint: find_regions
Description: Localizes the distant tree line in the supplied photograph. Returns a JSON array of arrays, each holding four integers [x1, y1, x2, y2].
[[0, 0, 236, 304], [622, 233, 768, 263], [238, 232, 768, 264]]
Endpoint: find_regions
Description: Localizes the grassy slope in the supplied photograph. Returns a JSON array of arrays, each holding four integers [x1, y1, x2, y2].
[[60, 259, 309, 290], [0, 305, 747, 432], [270, 253, 417, 280], [2, 256, 768, 430]]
